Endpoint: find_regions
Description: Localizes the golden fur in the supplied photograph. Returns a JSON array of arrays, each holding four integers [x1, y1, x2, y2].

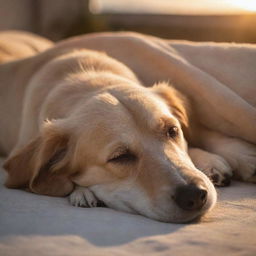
[[3, 31, 254, 222]]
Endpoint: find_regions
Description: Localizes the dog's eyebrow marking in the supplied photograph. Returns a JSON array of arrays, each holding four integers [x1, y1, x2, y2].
[[117, 146, 130, 153], [157, 117, 177, 129]]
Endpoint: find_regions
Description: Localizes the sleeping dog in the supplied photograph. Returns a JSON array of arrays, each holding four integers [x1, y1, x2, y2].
[[1, 31, 255, 223]]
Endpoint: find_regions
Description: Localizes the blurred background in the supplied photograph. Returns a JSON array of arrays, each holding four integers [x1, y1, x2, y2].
[[0, 0, 256, 42]]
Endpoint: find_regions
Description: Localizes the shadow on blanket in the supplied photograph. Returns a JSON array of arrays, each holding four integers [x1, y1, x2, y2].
[[1, 158, 256, 256], [0, 160, 182, 246]]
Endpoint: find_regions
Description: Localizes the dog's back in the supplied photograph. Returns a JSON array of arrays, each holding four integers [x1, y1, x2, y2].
[[0, 31, 53, 155], [0, 31, 53, 64]]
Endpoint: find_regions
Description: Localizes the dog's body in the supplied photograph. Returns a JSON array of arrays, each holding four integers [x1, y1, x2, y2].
[[1, 31, 255, 223], [0, 31, 53, 154]]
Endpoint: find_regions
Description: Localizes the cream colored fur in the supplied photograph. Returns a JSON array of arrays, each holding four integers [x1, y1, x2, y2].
[[1, 31, 255, 223]]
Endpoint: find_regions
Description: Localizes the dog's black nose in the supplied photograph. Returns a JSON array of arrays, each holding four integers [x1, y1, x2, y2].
[[173, 184, 207, 211]]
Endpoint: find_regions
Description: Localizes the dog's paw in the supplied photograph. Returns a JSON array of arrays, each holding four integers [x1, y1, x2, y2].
[[211, 138, 256, 183], [69, 187, 98, 208], [189, 148, 233, 187]]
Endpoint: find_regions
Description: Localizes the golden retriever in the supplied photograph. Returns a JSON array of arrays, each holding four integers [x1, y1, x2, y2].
[[2, 31, 253, 223]]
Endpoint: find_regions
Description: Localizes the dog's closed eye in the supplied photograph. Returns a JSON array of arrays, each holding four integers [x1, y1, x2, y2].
[[108, 150, 137, 164]]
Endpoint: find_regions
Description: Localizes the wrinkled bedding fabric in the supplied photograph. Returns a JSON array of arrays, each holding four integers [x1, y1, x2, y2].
[[0, 158, 255, 256]]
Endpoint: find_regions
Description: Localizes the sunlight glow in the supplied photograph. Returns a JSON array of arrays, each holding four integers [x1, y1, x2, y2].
[[225, 0, 256, 11], [90, 0, 256, 15]]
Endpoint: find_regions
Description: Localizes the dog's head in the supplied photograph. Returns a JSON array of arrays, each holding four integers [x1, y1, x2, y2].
[[4, 83, 216, 223]]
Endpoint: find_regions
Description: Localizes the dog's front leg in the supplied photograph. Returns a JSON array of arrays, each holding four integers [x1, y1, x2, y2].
[[197, 129, 256, 183], [189, 147, 233, 186], [69, 186, 100, 208]]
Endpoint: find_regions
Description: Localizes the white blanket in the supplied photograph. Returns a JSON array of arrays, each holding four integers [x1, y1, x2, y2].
[[0, 158, 255, 256]]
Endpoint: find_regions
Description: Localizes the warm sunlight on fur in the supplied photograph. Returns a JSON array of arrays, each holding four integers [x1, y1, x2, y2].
[[1, 31, 256, 225]]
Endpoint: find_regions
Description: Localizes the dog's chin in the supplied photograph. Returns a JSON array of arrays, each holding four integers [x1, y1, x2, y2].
[[158, 201, 216, 224], [97, 197, 215, 223], [136, 195, 217, 223], [92, 189, 217, 224], [90, 175, 217, 223]]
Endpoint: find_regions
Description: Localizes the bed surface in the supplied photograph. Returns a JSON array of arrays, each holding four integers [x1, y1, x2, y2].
[[0, 158, 255, 256]]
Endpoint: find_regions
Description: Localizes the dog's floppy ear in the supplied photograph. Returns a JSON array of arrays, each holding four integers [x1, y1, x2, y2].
[[153, 83, 190, 135], [3, 120, 74, 196]]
